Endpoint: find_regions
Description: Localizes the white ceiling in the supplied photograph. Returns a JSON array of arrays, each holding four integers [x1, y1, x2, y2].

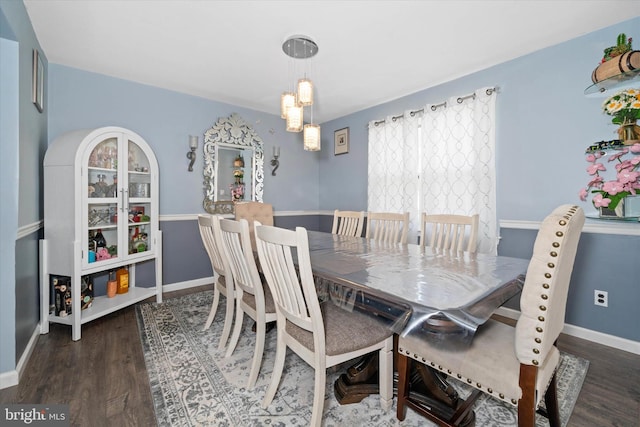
[[23, 0, 640, 123]]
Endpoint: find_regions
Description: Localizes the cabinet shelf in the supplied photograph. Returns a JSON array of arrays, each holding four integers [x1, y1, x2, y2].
[[584, 68, 640, 96], [48, 287, 157, 326]]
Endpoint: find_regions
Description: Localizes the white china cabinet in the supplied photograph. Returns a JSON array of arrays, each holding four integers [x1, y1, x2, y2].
[[40, 127, 162, 340]]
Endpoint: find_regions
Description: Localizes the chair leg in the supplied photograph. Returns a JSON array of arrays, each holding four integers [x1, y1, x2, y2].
[[396, 352, 411, 421], [203, 287, 221, 331], [225, 299, 245, 358], [310, 357, 327, 427], [262, 325, 286, 409], [379, 338, 393, 410], [518, 364, 538, 427], [544, 372, 561, 427], [247, 314, 266, 388], [219, 292, 234, 350]]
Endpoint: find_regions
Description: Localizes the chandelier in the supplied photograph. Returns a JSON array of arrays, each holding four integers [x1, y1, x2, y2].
[[281, 35, 321, 151]]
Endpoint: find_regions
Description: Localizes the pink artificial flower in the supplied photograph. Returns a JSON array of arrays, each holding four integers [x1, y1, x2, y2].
[[587, 162, 606, 175], [602, 180, 625, 195], [609, 149, 629, 162], [586, 153, 596, 162], [630, 143, 640, 153], [592, 193, 610, 208], [618, 170, 640, 184], [579, 188, 588, 201], [587, 175, 604, 187]]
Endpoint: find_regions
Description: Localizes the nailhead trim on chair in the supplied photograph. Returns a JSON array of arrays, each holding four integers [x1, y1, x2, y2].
[[530, 208, 578, 367], [398, 344, 519, 407]]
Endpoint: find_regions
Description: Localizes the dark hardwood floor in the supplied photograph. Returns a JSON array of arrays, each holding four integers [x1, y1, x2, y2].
[[1, 286, 638, 426]]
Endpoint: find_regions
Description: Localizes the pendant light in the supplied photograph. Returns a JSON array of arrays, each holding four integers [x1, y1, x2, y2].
[[286, 104, 304, 132], [281, 35, 321, 141], [297, 78, 313, 106], [303, 123, 321, 151], [280, 92, 296, 119]]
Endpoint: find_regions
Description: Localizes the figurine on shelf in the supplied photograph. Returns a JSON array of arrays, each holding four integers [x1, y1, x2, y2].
[[96, 247, 111, 260]]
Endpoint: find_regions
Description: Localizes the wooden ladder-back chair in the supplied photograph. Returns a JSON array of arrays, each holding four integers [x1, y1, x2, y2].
[[397, 205, 585, 427], [197, 214, 234, 350], [234, 201, 274, 250], [218, 218, 277, 388], [331, 210, 365, 237], [420, 213, 480, 253], [255, 223, 394, 427], [366, 211, 410, 245]]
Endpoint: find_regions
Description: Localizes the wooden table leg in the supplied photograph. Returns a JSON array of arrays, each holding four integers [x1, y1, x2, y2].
[[334, 341, 475, 427]]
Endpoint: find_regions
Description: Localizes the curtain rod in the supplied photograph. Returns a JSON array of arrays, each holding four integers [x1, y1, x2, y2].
[[373, 86, 498, 126]]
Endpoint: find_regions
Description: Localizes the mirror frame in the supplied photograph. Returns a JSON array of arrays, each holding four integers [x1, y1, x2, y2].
[[203, 113, 264, 213]]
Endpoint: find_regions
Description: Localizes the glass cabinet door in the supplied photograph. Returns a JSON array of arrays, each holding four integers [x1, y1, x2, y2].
[[126, 138, 152, 256], [83, 132, 156, 268], [86, 136, 121, 266]]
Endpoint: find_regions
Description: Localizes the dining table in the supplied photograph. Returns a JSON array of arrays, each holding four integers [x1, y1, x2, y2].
[[303, 231, 530, 423]]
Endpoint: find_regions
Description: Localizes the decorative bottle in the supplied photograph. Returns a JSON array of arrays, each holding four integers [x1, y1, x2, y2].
[[107, 271, 117, 298], [94, 229, 106, 248], [116, 266, 129, 294]]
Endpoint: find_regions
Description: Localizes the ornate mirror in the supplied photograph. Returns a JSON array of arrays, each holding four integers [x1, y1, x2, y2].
[[203, 113, 264, 214]]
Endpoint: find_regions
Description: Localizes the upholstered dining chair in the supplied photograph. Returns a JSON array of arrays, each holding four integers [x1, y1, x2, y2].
[[366, 211, 410, 244], [331, 209, 365, 237], [397, 204, 585, 427], [197, 214, 234, 350], [218, 218, 277, 388], [255, 223, 394, 427], [234, 201, 274, 250], [419, 213, 480, 253]]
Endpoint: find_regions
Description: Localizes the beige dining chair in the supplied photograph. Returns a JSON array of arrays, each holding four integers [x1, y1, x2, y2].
[[331, 209, 365, 237], [366, 211, 410, 244], [218, 218, 276, 388], [234, 201, 274, 250], [397, 204, 585, 427], [197, 214, 234, 350], [255, 223, 394, 427], [419, 213, 479, 253]]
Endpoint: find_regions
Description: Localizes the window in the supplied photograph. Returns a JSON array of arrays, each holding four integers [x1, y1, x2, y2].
[[368, 87, 498, 253]]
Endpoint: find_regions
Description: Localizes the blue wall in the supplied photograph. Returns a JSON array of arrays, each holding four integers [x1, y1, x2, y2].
[[48, 66, 321, 214], [0, 0, 48, 380], [319, 17, 640, 221]]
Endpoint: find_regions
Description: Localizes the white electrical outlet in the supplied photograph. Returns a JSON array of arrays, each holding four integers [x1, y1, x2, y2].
[[594, 290, 608, 307]]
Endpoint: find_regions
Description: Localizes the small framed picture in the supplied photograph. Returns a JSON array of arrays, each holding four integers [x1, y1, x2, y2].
[[334, 127, 349, 155], [32, 49, 44, 113]]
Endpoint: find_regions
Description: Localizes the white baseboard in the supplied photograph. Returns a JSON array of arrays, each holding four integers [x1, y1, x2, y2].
[[495, 307, 640, 355], [0, 369, 18, 390], [0, 324, 39, 390], [162, 277, 213, 293]]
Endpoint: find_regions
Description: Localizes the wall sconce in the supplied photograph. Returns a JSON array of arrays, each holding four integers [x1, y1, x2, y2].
[[187, 135, 198, 172], [271, 146, 280, 176]]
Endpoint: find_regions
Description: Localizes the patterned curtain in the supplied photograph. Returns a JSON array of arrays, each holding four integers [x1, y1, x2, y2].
[[368, 114, 421, 243], [368, 87, 497, 253]]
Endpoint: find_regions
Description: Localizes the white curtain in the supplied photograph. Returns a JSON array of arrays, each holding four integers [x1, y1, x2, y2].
[[368, 114, 421, 243], [368, 87, 497, 253]]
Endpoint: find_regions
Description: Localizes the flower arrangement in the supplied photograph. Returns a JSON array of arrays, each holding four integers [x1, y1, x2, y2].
[[602, 88, 640, 125], [579, 142, 640, 211], [230, 183, 245, 201]]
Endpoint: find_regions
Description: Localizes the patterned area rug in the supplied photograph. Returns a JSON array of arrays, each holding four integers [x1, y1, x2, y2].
[[136, 290, 589, 427]]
